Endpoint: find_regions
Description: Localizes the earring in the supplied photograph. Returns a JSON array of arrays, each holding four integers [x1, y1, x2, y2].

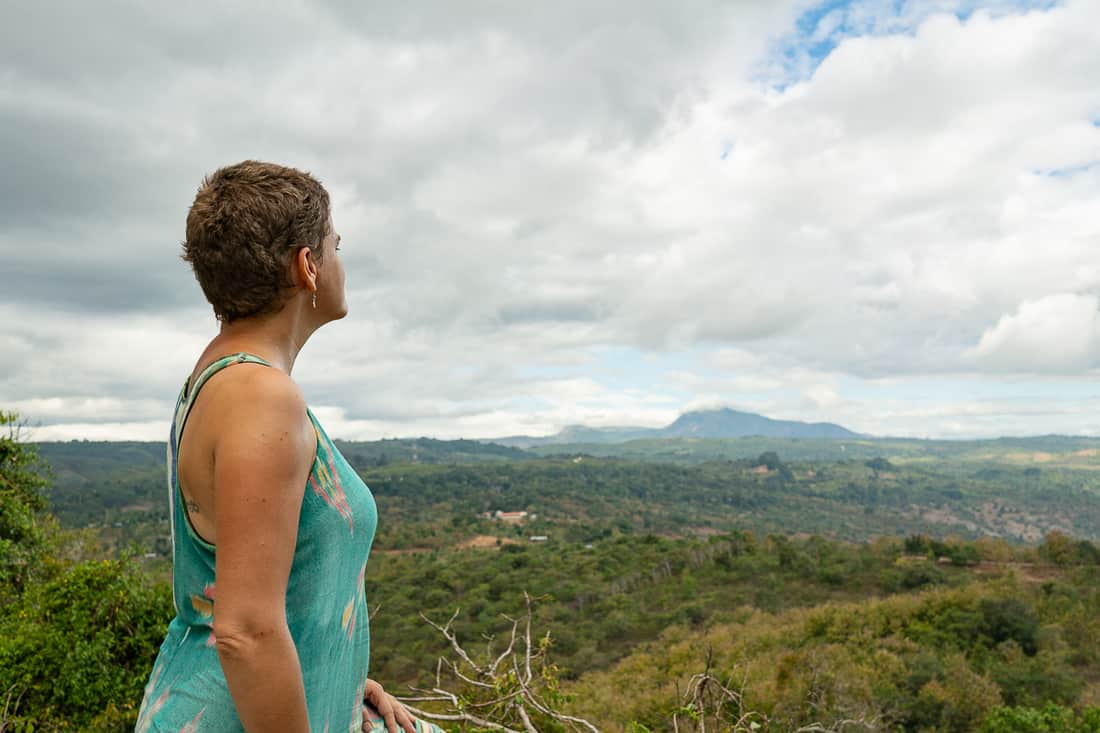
[[312, 291, 317, 309]]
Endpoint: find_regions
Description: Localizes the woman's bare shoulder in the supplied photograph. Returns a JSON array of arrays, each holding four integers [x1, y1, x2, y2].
[[201, 364, 312, 449], [220, 362, 304, 404]]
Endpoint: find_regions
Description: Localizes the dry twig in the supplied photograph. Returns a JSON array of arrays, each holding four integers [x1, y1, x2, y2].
[[401, 594, 600, 732]]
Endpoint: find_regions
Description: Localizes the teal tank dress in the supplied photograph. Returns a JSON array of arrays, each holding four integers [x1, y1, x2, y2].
[[135, 353, 395, 732]]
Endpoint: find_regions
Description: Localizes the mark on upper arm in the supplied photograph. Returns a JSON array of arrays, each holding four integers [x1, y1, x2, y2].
[[185, 499, 201, 514]]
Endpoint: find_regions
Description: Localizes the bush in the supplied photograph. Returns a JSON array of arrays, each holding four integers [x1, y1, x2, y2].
[[980, 597, 1039, 655], [881, 562, 947, 592], [980, 703, 1100, 733], [0, 556, 172, 731], [0, 411, 58, 604]]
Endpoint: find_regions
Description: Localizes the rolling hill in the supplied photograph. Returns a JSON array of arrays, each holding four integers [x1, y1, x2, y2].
[[493, 407, 860, 447]]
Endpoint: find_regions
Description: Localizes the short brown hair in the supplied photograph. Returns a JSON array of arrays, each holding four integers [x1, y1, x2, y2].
[[182, 160, 331, 322]]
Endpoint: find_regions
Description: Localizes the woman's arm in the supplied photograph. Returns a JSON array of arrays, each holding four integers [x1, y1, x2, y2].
[[209, 368, 315, 732]]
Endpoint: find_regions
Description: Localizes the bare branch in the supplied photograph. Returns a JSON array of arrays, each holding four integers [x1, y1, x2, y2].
[[543, 708, 603, 733], [400, 702, 523, 733], [793, 716, 882, 732], [489, 617, 520, 675], [420, 609, 484, 674], [522, 592, 534, 684], [508, 656, 601, 733], [465, 692, 524, 710], [404, 685, 458, 707], [411, 595, 601, 733], [2, 684, 27, 733], [446, 658, 496, 690], [516, 704, 539, 733]]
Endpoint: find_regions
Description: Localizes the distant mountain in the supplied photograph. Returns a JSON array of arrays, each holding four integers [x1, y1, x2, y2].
[[491, 427, 636, 449], [491, 407, 860, 448], [552, 425, 656, 444], [660, 408, 859, 439]]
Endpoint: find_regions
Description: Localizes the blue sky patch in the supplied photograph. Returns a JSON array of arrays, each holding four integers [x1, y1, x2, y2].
[[762, 0, 1064, 91], [1035, 161, 1099, 178]]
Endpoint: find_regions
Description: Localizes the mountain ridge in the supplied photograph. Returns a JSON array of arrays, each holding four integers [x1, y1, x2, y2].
[[491, 407, 861, 448]]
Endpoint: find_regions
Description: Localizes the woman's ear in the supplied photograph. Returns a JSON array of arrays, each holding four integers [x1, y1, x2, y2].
[[293, 246, 318, 291]]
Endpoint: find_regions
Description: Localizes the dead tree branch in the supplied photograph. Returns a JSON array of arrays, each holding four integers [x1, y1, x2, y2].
[[402, 596, 600, 733]]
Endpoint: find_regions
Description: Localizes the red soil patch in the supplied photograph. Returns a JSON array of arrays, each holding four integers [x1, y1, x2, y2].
[[454, 534, 519, 550]]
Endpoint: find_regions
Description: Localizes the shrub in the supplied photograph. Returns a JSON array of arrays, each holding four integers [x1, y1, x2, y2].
[[0, 411, 58, 604], [0, 554, 172, 730], [980, 703, 1100, 733]]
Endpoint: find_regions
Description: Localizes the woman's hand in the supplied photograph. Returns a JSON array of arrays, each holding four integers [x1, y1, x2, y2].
[[363, 679, 418, 733]]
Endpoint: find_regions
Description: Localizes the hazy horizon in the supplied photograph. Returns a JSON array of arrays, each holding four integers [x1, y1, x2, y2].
[[21, 403, 1100, 444]]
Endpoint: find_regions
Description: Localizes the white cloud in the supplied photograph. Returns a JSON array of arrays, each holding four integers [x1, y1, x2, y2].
[[24, 421, 169, 442], [966, 293, 1100, 372], [6, 397, 167, 423]]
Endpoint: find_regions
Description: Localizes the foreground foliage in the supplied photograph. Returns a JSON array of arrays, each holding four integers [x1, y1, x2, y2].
[[0, 413, 171, 732], [565, 570, 1100, 731], [979, 704, 1100, 733], [0, 411, 56, 606]]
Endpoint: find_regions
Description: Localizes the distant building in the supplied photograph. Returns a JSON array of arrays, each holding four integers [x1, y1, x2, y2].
[[484, 510, 529, 524], [529, 535, 548, 542]]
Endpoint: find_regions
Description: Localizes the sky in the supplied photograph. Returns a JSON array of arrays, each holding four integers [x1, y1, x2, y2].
[[2, 0, 1099, 442]]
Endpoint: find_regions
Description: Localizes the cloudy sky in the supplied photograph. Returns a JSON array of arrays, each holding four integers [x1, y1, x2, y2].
[[2, 0, 1099, 442]]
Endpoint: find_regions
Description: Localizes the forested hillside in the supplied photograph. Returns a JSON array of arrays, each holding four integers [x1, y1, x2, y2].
[[7, 423, 1100, 730], [36, 437, 1100, 553], [565, 565, 1100, 731]]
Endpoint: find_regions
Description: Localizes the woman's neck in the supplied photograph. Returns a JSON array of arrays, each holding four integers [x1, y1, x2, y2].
[[211, 303, 317, 375]]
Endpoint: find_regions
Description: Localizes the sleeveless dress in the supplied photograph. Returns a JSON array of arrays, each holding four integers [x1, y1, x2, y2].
[[135, 352, 381, 732]]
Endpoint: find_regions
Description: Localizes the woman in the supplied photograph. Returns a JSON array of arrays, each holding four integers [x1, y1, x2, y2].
[[136, 161, 436, 733]]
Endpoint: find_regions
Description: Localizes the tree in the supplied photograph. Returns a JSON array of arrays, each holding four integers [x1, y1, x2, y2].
[[0, 411, 57, 604], [864, 457, 893, 473], [0, 410, 173, 732], [0, 555, 173, 730], [754, 452, 782, 471], [1039, 531, 1076, 566]]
